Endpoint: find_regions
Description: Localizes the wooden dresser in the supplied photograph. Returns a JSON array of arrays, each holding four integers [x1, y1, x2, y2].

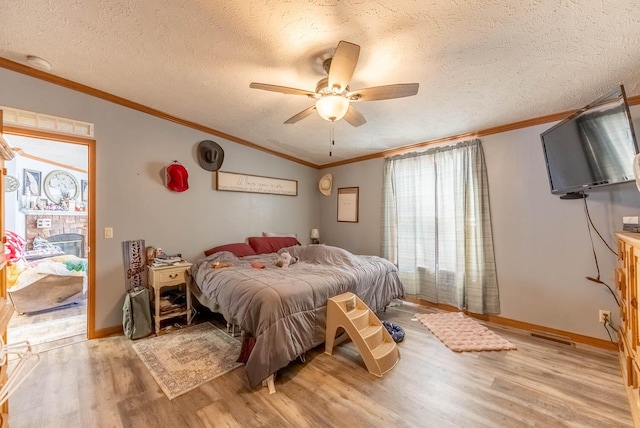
[[616, 232, 640, 426]]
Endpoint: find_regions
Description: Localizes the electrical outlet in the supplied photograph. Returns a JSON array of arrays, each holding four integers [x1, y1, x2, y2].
[[599, 309, 611, 323]]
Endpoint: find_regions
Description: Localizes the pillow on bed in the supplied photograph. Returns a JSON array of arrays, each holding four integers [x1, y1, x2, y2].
[[262, 232, 297, 238], [248, 236, 301, 255], [204, 243, 257, 257]]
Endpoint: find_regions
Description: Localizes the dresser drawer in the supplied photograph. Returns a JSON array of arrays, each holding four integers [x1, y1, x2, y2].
[[148, 263, 192, 289], [157, 269, 187, 286]]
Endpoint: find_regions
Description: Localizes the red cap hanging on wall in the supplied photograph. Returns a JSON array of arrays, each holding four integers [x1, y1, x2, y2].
[[164, 161, 189, 192]]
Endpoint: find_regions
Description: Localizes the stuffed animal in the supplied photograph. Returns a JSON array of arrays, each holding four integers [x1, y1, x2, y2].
[[274, 251, 299, 268]]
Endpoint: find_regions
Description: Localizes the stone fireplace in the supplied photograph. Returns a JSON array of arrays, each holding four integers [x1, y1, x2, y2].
[[24, 211, 88, 257]]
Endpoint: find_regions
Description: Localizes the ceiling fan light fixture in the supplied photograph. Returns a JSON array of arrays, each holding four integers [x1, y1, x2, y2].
[[250, 40, 417, 127], [26, 55, 52, 71], [315, 95, 349, 122]]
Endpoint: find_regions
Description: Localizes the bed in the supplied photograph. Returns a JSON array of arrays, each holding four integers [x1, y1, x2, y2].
[[190, 238, 404, 388], [5, 232, 88, 314], [7, 255, 87, 314]]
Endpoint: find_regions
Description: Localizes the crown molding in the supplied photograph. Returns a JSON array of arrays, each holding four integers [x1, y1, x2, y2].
[[2, 57, 638, 171], [0, 57, 316, 169]]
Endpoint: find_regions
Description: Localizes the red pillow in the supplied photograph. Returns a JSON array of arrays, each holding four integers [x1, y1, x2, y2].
[[5, 230, 26, 262], [204, 243, 257, 257], [247, 236, 300, 255]]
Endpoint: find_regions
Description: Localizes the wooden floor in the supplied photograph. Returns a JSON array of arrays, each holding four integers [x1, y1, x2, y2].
[[8, 302, 633, 427], [8, 301, 87, 352]]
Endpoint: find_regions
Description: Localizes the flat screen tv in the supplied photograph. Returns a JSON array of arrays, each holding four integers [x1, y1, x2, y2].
[[540, 85, 638, 199]]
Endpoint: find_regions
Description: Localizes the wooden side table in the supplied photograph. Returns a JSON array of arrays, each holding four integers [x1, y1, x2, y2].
[[147, 262, 193, 334]]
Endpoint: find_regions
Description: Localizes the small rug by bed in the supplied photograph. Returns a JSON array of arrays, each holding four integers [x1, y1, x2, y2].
[[132, 322, 242, 400], [415, 312, 517, 352]]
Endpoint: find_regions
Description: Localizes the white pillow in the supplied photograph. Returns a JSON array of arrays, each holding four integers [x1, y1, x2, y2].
[[262, 232, 297, 238]]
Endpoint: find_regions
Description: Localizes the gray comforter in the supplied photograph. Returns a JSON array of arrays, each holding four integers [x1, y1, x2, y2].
[[191, 244, 404, 387]]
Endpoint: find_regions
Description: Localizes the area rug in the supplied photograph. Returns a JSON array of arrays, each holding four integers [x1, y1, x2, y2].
[[415, 312, 517, 352], [132, 322, 242, 400]]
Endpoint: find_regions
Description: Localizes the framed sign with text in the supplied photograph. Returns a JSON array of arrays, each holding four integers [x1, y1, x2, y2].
[[216, 171, 298, 196], [337, 187, 359, 222]]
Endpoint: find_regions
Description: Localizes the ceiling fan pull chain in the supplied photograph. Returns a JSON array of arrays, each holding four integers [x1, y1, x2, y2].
[[330, 125, 335, 157], [329, 125, 333, 157]]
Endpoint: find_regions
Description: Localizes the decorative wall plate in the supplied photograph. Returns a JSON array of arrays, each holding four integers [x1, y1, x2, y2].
[[4, 175, 19, 192], [44, 170, 79, 203]]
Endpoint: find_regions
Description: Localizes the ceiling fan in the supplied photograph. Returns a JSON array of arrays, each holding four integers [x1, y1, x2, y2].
[[249, 41, 419, 127]]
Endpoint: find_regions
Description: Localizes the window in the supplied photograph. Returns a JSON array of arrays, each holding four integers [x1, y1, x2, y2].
[[381, 139, 500, 314]]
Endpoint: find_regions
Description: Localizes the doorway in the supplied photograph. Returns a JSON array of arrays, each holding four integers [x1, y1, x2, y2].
[[3, 132, 92, 351]]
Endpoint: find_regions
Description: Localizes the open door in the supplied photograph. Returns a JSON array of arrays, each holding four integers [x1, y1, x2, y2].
[[0, 109, 17, 420], [1, 116, 96, 342], [0, 108, 96, 420]]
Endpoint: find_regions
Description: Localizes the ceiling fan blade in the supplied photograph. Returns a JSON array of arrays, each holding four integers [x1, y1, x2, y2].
[[250, 82, 317, 97], [348, 83, 419, 102], [328, 41, 360, 93], [343, 105, 366, 127], [284, 105, 317, 124]]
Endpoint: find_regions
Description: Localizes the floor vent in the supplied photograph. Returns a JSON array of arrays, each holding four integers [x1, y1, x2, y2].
[[530, 330, 575, 347]]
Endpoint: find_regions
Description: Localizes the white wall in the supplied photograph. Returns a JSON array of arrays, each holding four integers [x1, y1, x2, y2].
[[320, 105, 640, 341], [317, 159, 385, 255], [0, 68, 320, 331]]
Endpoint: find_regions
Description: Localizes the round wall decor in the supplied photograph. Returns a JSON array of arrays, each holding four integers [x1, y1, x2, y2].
[[43, 170, 79, 203], [4, 175, 19, 192]]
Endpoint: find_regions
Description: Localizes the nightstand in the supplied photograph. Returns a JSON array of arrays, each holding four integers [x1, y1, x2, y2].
[[147, 262, 193, 334]]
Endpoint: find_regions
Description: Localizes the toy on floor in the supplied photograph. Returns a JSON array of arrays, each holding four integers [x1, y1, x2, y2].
[[382, 321, 405, 342]]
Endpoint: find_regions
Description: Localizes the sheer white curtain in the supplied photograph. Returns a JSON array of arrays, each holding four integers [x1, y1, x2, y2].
[[381, 139, 500, 314]]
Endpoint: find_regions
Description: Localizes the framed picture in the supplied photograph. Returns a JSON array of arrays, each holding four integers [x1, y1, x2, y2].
[[81, 179, 89, 202], [337, 187, 359, 223], [22, 169, 41, 197], [216, 171, 298, 196]]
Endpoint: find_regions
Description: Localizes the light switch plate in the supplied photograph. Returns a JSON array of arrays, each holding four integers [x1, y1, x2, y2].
[[104, 227, 113, 239]]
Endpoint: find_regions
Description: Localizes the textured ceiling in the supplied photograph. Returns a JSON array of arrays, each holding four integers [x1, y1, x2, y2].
[[1, 1, 640, 167]]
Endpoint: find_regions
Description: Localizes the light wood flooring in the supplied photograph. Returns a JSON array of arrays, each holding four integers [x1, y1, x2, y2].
[[8, 302, 633, 427], [7, 301, 87, 352]]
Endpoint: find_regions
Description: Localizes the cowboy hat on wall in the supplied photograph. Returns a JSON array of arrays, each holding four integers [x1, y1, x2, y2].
[[319, 173, 332, 196], [197, 140, 225, 171]]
